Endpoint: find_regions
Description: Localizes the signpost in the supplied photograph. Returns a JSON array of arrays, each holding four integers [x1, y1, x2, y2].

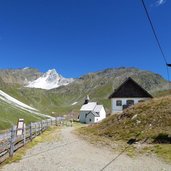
[[16, 119, 24, 136]]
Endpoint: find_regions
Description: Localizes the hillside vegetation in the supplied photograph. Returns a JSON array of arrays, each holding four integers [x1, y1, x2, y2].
[[79, 96, 171, 142], [79, 96, 171, 161]]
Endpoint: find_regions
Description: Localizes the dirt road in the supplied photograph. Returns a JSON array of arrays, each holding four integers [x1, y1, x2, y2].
[[1, 127, 171, 171]]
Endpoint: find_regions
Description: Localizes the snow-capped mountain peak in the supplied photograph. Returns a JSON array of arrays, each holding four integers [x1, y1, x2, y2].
[[26, 69, 74, 90], [43, 69, 60, 81]]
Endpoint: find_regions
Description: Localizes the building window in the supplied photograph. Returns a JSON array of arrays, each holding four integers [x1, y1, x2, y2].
[[138, 100, 145, 103], [126, 100, 134, 106], [116, 100, 122, 106], [89, 119, 91, 122]]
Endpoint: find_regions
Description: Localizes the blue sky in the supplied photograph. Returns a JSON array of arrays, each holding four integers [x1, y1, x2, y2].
[[0, 0, 170, 78]]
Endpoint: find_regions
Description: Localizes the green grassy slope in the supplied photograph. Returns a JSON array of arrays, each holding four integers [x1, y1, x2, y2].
[[0, 100, 44, 131], [0, 87, 80, 116], [0, 82, 112, 116], [0, 80, 44, 131]]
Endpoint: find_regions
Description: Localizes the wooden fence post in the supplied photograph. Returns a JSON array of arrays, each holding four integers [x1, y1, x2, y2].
[[9, 126, 15, 157], [41, 121, 43, 132], [37, 123, 39, 135], [70, 120, 73, 127], [38, 122, 40, 134], [43, 121, 44, 130], [23, 124, 26, 145], [30, 123, 32, 141], [39, 122, 41, 134], [46, 120, 48, 129], [55, 117, 57, 126], [35, 123, 37, 136], [46, 120, 47, 128], [51, 119, 52, 126]]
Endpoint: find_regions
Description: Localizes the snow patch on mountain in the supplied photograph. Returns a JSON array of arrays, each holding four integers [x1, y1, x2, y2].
[[0, 90, 37, 111], [23, 67, 30, 70], [0, 90, 53, 119], [71, 102, 78, 106], [26, 69, 74, 90]]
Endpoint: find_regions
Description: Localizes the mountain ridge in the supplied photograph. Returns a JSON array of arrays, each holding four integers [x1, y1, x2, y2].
[[0, 67, 169, 116]]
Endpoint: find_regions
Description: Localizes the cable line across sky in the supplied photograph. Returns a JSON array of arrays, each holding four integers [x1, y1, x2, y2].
[[141, 0, 170, 87]]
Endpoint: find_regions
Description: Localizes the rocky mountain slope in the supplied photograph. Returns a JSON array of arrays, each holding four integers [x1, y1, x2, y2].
[[77, 67, 168, 92], [0, 68, 41, 85]]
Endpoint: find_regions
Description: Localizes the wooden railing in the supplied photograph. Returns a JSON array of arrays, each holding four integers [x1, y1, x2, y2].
[[0, 117, 73, 164]]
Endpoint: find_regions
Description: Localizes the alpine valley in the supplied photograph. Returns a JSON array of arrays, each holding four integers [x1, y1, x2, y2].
[[0, 67, 169, 130]]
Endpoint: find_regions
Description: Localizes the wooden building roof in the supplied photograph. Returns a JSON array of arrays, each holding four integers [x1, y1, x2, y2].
[[109, 77, 153, 98]]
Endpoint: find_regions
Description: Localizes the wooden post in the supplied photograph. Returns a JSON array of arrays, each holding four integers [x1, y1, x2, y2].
[[45, 120, 47, 129], [43, 121, 45, 131], [30, 123, 32, 141], [9, 126, 15, 157], [55, 117, 57, 126], [51, 118, 52, 126], [37, 123, 39, 135], [42, 121, 44, 130], [39, 122, 41, 135], [35, 123, 37, 136], [41, 121, 43, 132], [70, 120, 73, 127], [23, 124, 26, 145], [37, 123, 39, 134]]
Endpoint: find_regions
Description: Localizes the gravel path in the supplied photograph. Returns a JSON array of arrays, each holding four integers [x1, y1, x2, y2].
[[1, 127, 171, 171]]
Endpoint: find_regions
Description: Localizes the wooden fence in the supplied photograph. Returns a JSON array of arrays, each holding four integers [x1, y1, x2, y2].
[[0, 117, 72, 164]]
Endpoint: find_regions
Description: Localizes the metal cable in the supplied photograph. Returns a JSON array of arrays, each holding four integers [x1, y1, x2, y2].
[[141, 0, 170, 86]]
